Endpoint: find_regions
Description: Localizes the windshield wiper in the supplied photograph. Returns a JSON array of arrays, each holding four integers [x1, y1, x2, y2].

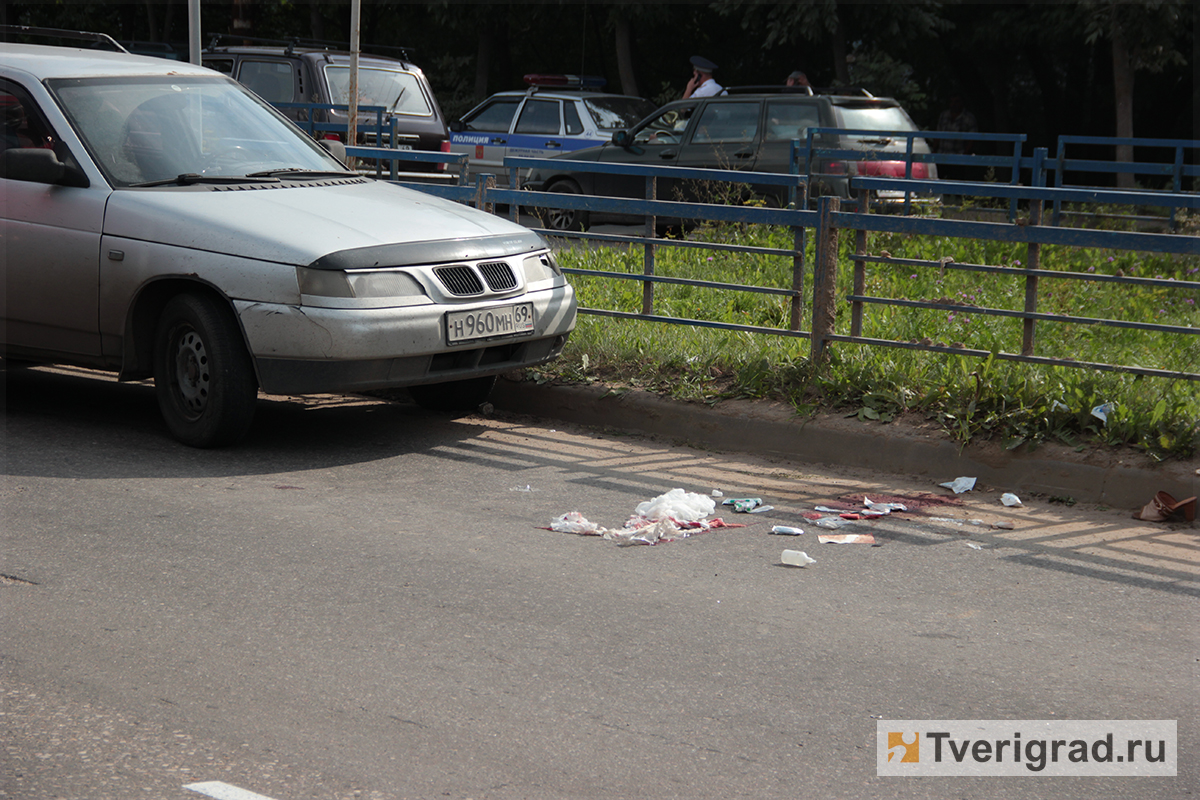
[[245, 168, 355, 179], [131, 173, 279, 187]]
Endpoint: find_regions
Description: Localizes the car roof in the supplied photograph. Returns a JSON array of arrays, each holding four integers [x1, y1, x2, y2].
[[1, 43, 217, 79], [204, 45, 417, 69], [487, 89, 649, 101]]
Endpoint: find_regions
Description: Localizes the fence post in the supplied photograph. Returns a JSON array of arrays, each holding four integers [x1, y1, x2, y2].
[[811, 195, 840, 364], [851, 188, 868, 338], [642, 175, 657, 315], [1021, 197, 1042, 356], [475, 174, 495, 214]]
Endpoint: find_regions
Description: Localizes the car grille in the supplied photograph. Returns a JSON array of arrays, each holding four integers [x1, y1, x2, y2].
[[478, 261, 518, 291], [433, 261, 518, 296]]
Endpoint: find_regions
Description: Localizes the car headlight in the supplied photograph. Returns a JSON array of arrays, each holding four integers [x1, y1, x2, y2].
[[522, 252, 562, 283], [296, 267, 425, 299], [347, 271, 425, 298]]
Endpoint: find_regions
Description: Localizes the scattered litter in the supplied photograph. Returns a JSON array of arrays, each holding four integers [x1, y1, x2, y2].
[[748, 505, 775, 514], [815, 515, 856, 529], [815, 505, 856, 514], [1090, 401, 1115, 424], [1000, 492, 1022, 507], [550, 511, 605, 535], [636, 488, 716, 522], [940, 476, 977, 494], [723, 497, 763, 513], [818, 533, 877, 544], [966, 542, 984, 550], [992, 521, 1016, 530], [863, 497, 908, 513], [545, 489, 748, 547], [1051, 400, 1070, 412], [781, 549, 816, 567], [510, 484, 534, 493], [711, 489, 724, 497], [770, 525, 805, 536], [929, 517, 985, 527]]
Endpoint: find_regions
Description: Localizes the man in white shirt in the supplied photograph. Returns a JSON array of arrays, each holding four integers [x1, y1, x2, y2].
[[684, 56, 725, 99]]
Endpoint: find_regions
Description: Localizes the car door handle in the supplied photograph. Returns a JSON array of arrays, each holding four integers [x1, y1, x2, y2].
[[734, 150, 755, 159], [660, 149, 678, 159], [490, 137, 507, 145], [544, 141, 562, 148]]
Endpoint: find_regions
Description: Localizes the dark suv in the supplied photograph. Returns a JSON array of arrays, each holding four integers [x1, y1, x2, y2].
[[202, 39, 450, 171], [525, 87, 936, 229]]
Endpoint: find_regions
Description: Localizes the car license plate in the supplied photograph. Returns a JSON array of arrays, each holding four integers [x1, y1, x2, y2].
[[446, 303, 535, 344]]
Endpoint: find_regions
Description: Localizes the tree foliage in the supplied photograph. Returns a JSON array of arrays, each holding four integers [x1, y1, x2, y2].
[[4, 0, 1194, 151]]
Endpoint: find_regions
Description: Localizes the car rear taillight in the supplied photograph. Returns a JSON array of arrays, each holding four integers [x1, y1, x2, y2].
[[438, 140, 450, 172], [859, 160, 929, 179], [824, 161, 847, 175]]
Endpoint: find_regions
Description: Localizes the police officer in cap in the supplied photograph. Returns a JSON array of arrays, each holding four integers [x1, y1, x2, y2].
[[684, 56, 725, 99]]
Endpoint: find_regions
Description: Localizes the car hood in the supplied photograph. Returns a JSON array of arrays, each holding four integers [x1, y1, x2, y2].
[[103, 178, 536, 266]]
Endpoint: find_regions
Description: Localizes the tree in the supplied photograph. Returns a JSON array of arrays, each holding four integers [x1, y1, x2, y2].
[[1080, 0, 1188, 187]]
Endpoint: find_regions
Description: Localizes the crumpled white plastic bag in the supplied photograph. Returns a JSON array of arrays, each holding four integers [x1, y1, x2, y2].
[[634, 488, 716, 522]]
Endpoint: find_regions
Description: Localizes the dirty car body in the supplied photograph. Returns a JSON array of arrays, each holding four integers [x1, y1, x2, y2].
[[0, 45, 576, 447]]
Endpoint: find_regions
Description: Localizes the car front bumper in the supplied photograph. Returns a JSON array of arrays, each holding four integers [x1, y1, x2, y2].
[[235, 284, 576, 395]]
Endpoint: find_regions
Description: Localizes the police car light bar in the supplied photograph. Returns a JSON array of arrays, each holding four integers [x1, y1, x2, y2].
[[523, 74, 607, 90]]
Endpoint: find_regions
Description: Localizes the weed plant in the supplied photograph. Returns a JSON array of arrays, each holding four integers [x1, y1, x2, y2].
[[525, 214, 1199, 461]]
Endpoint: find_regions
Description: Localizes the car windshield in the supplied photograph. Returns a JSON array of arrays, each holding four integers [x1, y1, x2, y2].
[[324, 66, 432, 116], [833, 103, 918, 133], [50, 75, 346, 187], [583, 96, 656, 130]]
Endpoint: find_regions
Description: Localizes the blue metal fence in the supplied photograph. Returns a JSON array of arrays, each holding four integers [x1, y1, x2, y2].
[[336, 139, 1197, 381]]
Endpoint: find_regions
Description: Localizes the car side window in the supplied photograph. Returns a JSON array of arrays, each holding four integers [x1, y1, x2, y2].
[[514, 99, 561, 135], [765, 101, 822, 142], [203, 58, 235, 76], [691, 101, 760, 144], [237, 60, 296, 104], [464, 99, 520, 133], [563, 102, 584, 136], [632, 104, 696, 144], [2, 82, 57, 154]]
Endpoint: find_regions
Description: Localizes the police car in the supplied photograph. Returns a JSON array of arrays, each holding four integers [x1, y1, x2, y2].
[[448, 75, 655, 184]]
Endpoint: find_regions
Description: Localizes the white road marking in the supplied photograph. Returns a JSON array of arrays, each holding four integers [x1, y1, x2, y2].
[[183, 781, 280, 800]]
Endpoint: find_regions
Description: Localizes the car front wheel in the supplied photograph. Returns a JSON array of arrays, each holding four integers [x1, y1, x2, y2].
[[538, 180, 589, 232], [153, 293, 258, 448]]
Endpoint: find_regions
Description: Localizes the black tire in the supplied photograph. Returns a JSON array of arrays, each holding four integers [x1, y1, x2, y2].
[[537, 180, 588, 233], [409, 375, 497, 414], [153, 293, 258, 448]]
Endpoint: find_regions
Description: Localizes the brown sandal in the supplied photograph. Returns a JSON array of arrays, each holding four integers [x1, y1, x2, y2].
[[1134, 491, 1197, 522]]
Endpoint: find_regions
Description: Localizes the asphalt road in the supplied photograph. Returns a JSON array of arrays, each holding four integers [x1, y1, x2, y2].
[[2, 364, 1196, 800]]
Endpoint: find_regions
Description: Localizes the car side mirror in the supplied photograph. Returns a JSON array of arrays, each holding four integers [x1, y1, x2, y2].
[[318, 139, 348, 164], [449, 119, 466, 132], [612, 129, 632, 148], [0, 148, 89, 187]]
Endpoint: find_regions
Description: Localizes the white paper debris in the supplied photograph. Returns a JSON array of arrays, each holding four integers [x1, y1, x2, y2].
[[781, 549, 816, 567], [940, 476, 977, 494], [1000, 492, 1022, 507]]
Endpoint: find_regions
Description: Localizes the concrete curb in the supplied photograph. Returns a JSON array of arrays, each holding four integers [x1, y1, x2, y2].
[[491, 377, 1197, 518]]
